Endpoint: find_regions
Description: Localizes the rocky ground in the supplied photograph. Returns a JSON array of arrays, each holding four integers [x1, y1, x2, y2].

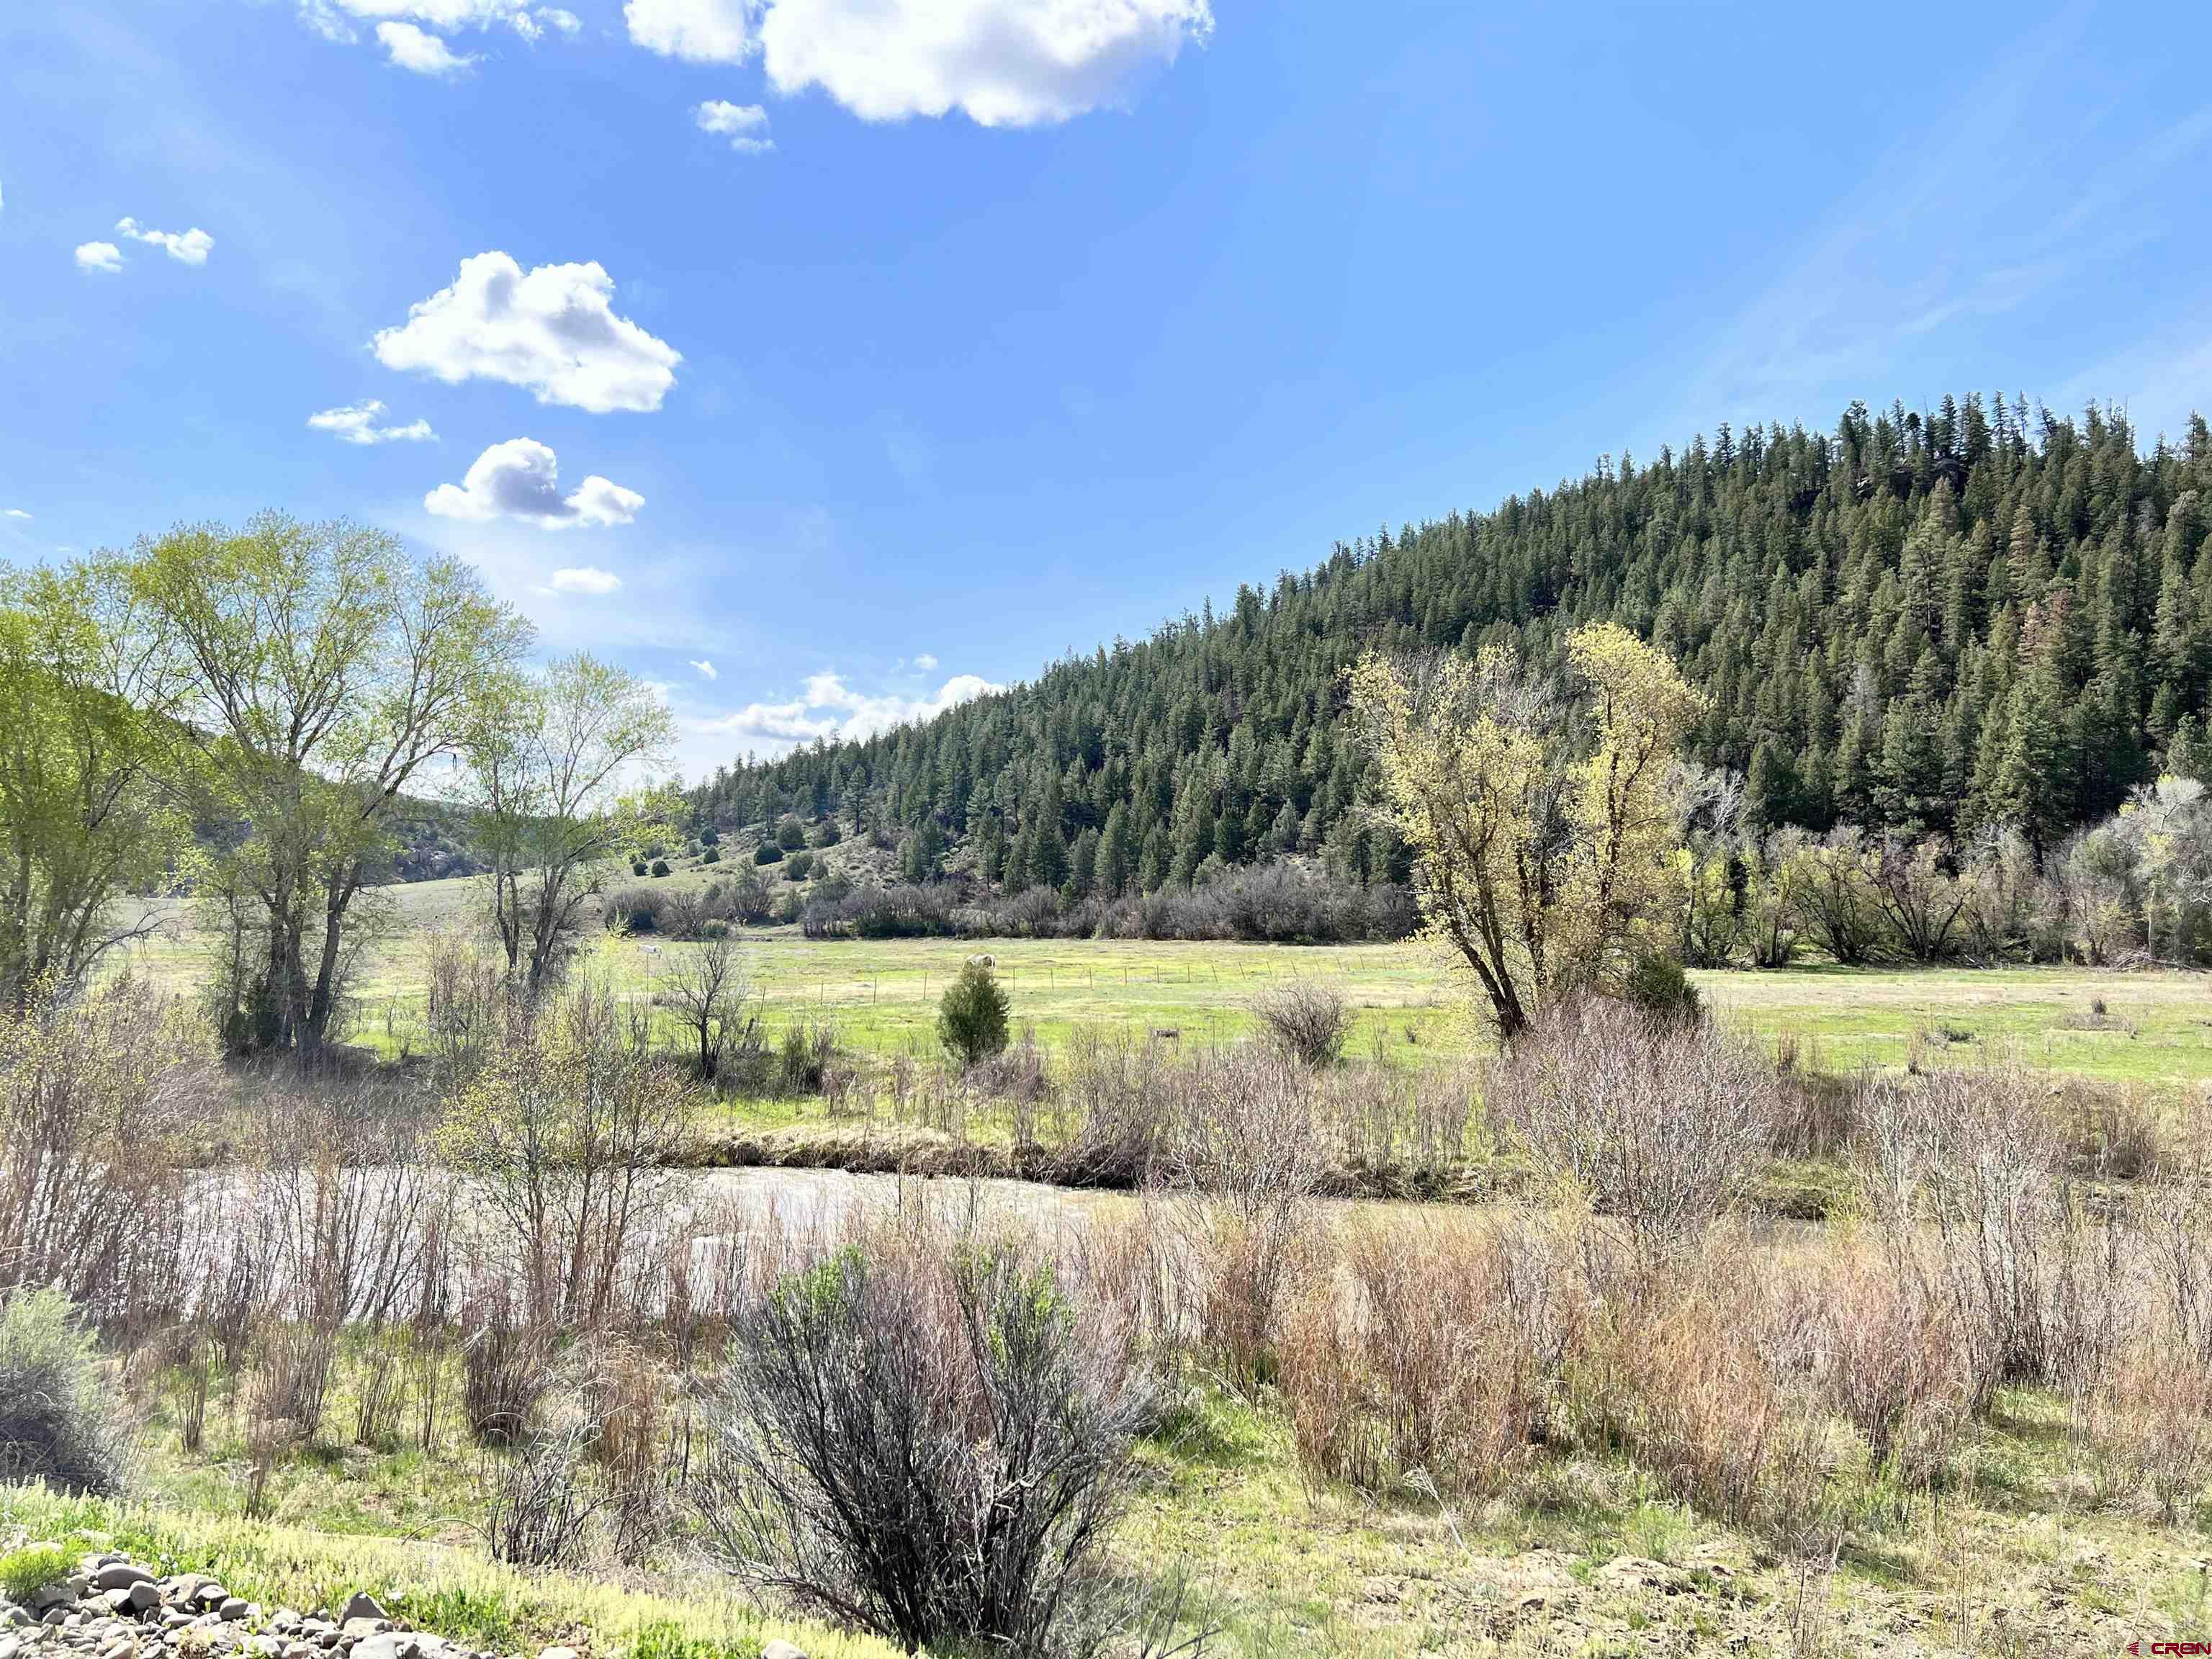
[[0, 1554, 809, 1659]]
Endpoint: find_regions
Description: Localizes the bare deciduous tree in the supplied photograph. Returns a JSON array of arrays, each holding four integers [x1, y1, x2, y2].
[[655, 934, 755, 1082]]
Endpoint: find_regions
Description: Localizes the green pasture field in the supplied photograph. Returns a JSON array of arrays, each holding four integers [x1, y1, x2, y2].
[[115, 871, 2212, 1086]]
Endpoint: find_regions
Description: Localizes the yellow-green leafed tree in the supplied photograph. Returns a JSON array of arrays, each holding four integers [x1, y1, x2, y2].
[[0, 556, 192, 1004], [1350, 622, 1705, 1035]]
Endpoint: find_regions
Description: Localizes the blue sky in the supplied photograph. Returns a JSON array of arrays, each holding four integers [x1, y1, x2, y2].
[[4, 1, 2210, 781]]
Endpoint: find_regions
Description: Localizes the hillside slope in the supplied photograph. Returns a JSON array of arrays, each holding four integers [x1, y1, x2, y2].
[[694, 397, 2212, 885]]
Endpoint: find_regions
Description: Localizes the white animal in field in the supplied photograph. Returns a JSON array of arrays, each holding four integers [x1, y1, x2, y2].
[[640, 943, 662, 956], [968, 953, 997, 968]]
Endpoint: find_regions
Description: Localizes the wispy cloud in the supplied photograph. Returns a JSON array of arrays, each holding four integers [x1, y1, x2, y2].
[[307, 400, 435, 444], [1671, 19, 2212, 443]]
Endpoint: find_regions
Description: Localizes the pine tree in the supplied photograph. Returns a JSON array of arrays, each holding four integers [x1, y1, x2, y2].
[[1097, 801, 1133, 896]]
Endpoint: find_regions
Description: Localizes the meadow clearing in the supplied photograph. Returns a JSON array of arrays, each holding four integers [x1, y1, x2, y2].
[[118, 868, 2212, 1088]]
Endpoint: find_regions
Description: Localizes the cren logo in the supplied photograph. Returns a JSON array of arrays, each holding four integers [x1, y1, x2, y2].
[[2128, 1642, 2212, 1655]]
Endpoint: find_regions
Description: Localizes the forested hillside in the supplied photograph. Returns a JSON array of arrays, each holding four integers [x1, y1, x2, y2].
[[693, 397, 2212, 887]]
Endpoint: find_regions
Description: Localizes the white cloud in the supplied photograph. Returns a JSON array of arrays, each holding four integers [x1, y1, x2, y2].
[[625, 0, 760, 63], [377, 20, 477, 72], [302, 0, 576, 42], [688, 669, 1004, 756], [695, 100, 773, 153], [912, 652, 938, 670], [307, 399, 436, 444], [425, 438, 644, 528], [755, 0, 1213, 127], [115, 217, 213, 265], [549, 566, 623, 595], [374, 252, 682, 413], [74, 242, 122, 273], [690, 659, 719, 680], [3, 509, 30, 521]]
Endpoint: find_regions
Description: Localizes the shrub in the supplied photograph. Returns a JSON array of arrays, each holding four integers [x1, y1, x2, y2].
[[631, 860, 648, 877], [784, 850, 814, 881], [606, 886, 662, 933], [481, 1420, 606, 1568], [650, 859, 671, 878], [1167, 1051, 1324, 1389], [777, 1022, 839, 1094], [1856, 1066, 2107, 1395], [0, 1544, 73, 1604], [464, 1319, 549, 1445], [1802, 1245, 1972, 1487], [699, 826, 720, 848], [701, 845, 720, 864], [692, 1215, 1151, 1655], [754, 842, 783, 866], [938, 961, 1011, 1068], [0, 978, 207, 1331], [0, 1287, 130, 1496], [1624, 953, 1701, 1025], [811, 820, 842, 849], [1486, 1000, 1778, 1259], [775, 815, 807, 851], [1280, 1216, 1563, 1496], [1251, 979, 1348, 1067]]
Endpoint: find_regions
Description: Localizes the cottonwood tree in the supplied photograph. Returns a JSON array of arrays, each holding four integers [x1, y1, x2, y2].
[[460, 652, 674, 999], [0, 557, 191, 1004], [1351, 623, 1704, 1035], [135, 514, 529, 1055]]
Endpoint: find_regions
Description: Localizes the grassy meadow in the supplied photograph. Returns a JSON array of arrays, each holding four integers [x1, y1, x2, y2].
[[117, 865, 2212, 1088]]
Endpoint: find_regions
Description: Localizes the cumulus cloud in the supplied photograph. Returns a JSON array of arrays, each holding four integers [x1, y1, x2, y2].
[[624, 0, 760, 63], [695, 100, 773, 153], [690, 669, 1004, 755], [307, 400, 436, 444], [629, 0, 1209, 124], [690, 659, 719, 680], [116, 217, 213, 264], [377, 20, 476, 71], [913, 652, 938, 670], [425, 439, 644, 528], [757, 0, 1212, 126], [549, 566, 622, 595], [75, 242, 122, 273], [374, 253, 682, 413]]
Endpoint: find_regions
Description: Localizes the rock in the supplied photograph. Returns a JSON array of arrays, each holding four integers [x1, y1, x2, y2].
[[340, 1619, 393, 1642], [536, 1647, 580, 1659], [91, 1569, 153, 1597], [336, 1601, 386, 1630], [761, 1644, 809, 1659], [218, 1602, 247, 1624], [350, 1635, 417, 1659], [189, 1588, 228, 1614]]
